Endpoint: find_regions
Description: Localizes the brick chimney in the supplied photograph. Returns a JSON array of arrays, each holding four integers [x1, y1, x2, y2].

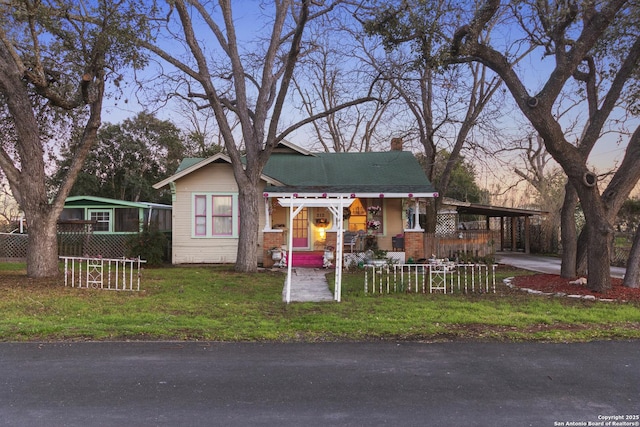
[[390, 137, 403, 151]]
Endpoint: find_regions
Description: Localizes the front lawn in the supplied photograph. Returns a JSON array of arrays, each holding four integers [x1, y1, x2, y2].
[[1, 263, 639, 342]]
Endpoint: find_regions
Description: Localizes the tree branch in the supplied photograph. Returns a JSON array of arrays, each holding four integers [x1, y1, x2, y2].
[[275, 96, 379, 143]]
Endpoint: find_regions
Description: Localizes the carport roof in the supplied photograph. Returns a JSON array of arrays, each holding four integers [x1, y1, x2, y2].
[[456, 202, 547, 217]]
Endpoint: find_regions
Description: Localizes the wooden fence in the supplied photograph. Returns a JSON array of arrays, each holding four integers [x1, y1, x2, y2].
[[424, 230, 497, 261]]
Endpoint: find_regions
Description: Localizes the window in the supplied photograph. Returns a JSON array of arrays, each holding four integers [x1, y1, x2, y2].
[[59, 208, 83, 221], [89, 210, 111, 232], [114, 208, 140, 232], [212, 196, 233, 235], [145, 209, 172, 232], [192, 193, 238, 237], [348, 198, 384, 234], [195, 195, 207, 236], [365, 198, 384, 234]]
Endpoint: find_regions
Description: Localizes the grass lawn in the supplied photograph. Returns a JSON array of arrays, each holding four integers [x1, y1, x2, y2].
[[1, 262, 639, 342]]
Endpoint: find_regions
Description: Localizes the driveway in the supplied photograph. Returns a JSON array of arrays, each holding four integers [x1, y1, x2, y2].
[[1, 341, 638, 426], [496, 252, 626, 278]]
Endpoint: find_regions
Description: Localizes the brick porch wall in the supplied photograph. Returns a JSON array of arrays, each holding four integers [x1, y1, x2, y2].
[[404, 230, 425, 261], [263, 231, 284, 267]]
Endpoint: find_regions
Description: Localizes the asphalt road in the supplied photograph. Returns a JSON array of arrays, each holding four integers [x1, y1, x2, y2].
[[1, 341, 638, 427]]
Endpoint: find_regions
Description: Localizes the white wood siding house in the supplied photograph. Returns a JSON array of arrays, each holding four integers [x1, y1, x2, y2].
[[154, 142, 438, 266]]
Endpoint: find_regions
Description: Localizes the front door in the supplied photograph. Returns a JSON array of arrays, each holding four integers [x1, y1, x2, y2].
[[292, 207, 309, 248]]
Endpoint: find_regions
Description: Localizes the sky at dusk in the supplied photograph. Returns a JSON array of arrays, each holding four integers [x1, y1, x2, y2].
[[99, 1, 638, 201]]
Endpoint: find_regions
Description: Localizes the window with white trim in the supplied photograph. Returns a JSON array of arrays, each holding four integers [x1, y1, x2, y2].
[[89, 210, 111, 232], [194, 195, 207, 236], [192, 193, 238, 237], [212, 195, 233, 235]]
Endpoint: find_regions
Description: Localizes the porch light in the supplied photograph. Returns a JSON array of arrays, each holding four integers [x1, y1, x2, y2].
[[315, 218, 329, 227]]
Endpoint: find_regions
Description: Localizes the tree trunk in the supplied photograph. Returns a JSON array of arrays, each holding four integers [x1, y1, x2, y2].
[[560, 183, 578, 278], [575, 228, 589, 277], [235, 183, 261, 273], [424, 199, 438, 233], [25, 208, 60, 278], [581, 194, 613, 292], [623, 226, 640, 288], [585, 218, 613, 293]]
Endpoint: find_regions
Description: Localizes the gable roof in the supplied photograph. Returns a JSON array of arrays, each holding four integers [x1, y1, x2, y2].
[[153, 152, 285, 190], [154, 146, 437, 198]]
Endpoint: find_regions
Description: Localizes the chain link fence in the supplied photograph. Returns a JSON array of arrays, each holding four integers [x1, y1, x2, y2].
[[2, 232, 131, 260]]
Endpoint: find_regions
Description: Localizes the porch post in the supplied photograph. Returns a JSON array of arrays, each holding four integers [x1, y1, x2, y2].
[[412, 199, 422, 230], [405, 230, 425, 261], [334, 197, 345, 302], [285, 200, 305, 304], [263, 197, 272, 231], [524, 215, 531, 254]]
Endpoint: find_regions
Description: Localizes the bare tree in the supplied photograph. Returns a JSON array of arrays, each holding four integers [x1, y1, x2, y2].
[[143, 0, 377, 272], [513, 133, 566, 253], [449, 0, 640, 291], [362, 1, 511, 232], [292, 20, 395, 153], [173, 97, 228, 158], [0, 0, 146, 278]]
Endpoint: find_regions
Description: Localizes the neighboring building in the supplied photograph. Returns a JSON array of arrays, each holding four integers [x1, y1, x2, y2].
[[59, 196, 172, 233], [153, 141, 438, 266], [57, 196, 172, 259]]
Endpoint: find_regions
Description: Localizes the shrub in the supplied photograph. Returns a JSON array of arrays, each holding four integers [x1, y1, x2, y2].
[[126, 228, 168, 266]]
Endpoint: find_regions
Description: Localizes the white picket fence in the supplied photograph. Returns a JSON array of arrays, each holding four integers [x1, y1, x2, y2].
[[364, 263, 497, 294], [60, 256, 146, 291]]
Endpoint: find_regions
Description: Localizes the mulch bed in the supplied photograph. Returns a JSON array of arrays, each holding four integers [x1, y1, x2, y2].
[[510, 274, 640, 302]]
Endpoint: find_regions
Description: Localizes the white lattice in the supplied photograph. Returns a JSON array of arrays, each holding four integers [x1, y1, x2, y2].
[[436, 212, 457, 235]]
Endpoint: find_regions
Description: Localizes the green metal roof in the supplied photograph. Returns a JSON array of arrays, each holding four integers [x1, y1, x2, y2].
[[262, 151, 435, 194], [63, 196, 171, 209], [176, 158, 206, 173], [167, 151, 436, 195]]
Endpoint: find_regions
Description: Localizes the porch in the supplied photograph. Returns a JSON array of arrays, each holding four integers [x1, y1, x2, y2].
[[261, 195, 427, 270]]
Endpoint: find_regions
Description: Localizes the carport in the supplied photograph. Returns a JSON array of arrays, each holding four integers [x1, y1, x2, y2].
[[456, 203, 547, 254]]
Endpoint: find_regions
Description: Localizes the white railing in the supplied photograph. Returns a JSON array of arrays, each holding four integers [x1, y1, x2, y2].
[[364, 263, 497, 294], [60, 256, 146, 291]]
